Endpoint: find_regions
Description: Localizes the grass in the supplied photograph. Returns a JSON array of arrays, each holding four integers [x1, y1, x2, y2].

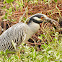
[[0, 32, 62, 62], [0, 0, 62, 62]]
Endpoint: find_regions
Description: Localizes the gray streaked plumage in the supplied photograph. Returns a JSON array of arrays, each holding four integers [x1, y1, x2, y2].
[[0, 22, 38, 51], [0, 13, 60, 51]]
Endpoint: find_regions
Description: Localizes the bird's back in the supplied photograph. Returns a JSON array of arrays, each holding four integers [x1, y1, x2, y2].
[[0, 23, 31, 51]]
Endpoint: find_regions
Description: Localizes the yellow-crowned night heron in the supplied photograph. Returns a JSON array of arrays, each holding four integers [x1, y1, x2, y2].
[[0, 13, 60, 51]]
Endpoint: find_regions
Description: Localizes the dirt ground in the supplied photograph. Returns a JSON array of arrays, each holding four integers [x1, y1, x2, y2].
[[0, 0, 62, 50]]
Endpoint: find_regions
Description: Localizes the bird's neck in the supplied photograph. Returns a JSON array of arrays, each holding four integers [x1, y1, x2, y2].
[[28, 21, 40, 34]]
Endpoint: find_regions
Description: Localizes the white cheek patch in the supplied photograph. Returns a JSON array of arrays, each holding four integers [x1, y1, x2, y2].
[[33, 17, 41, 21]]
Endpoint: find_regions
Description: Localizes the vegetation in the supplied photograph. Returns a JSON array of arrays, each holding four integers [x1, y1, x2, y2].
[[0, 0, 62, 62], [0, 32, 62, 62]]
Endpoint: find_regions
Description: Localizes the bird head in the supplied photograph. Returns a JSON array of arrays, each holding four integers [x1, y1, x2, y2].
[[28, 13, 48, 24], [27, 13, 60, 30]]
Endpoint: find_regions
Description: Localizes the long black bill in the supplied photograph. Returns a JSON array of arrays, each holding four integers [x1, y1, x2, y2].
[[45, 18, 60, 30]]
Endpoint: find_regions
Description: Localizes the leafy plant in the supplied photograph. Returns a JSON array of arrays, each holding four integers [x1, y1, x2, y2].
[[16, 0, 24, 11], [4, 0, 14, 3], [54, 0, 57, 2]]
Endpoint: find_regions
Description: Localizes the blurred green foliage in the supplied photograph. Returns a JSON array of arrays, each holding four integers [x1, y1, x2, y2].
[[5, 0, 14, 3], [54, 0, 57, 2]]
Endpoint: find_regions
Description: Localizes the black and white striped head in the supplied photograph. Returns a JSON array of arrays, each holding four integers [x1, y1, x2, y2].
[[27, 13, 49, 24], [27, 13, 60, 30]]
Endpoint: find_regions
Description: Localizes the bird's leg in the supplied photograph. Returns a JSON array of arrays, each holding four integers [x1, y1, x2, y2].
[[16, 50, 20, 59]]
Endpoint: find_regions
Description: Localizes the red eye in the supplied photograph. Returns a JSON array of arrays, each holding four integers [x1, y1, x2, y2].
[[41, 17, 44, 19]]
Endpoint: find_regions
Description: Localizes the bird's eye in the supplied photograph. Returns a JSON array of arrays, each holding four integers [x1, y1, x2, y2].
[[41, 16, 44, 19]]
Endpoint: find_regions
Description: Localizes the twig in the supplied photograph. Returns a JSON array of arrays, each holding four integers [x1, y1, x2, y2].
[[19, 5, 42, 23], [27, 42, 42, 46], [19, 7, 28, 22]]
